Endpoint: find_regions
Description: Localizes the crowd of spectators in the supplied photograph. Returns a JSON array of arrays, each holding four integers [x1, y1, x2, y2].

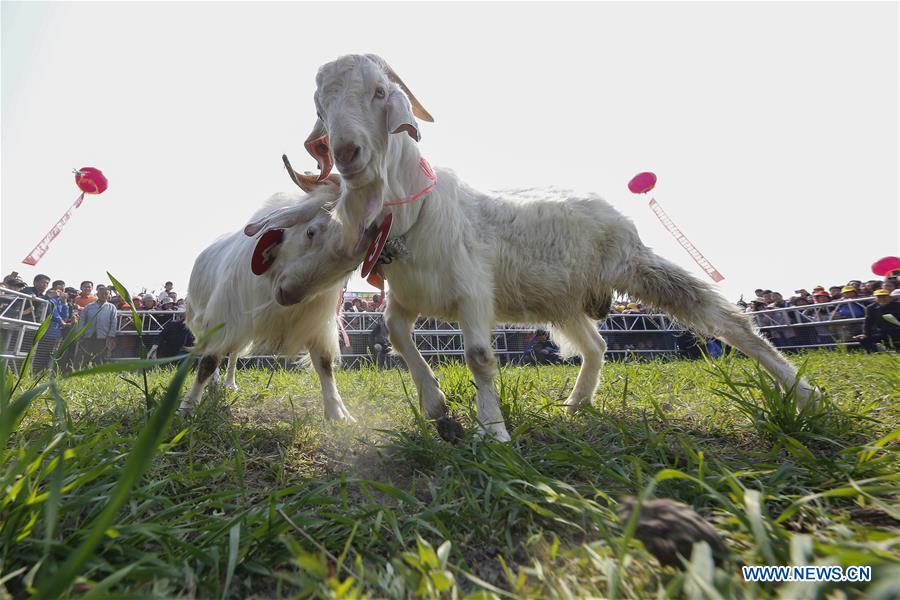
[[738, 274, 900, 352], [341, 293, 384, 313], [5, 268, 897, 372], [1, 272, 190, 371]]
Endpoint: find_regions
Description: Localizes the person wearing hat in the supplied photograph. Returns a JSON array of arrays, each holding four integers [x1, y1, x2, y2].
[[141, 294, 157, 311], [157, 281, 176, 305], [830, 286, 866, 320], [853, 289, 900, 352]]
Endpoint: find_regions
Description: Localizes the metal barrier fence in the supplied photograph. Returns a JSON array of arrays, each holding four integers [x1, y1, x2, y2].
[[0, 287, 879, 373], [0, 289, 48, 373]]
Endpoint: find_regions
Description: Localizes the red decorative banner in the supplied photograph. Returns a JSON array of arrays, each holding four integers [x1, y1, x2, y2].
[[648, 198, 724, 282], [22, 167, 108, 266], [22, 193, 84, 266]]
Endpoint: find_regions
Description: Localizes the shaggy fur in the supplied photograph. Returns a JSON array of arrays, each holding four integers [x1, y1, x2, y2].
[[180, 185, 355, 421], [270, 54, 819, 441]]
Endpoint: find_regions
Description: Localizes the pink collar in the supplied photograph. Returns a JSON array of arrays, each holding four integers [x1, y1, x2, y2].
[[383, 157, 436, 206]]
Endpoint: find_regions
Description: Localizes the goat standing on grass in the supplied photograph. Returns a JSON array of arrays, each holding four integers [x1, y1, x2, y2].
[[180, 178, 367, 420], [254, 54, 819, 442]]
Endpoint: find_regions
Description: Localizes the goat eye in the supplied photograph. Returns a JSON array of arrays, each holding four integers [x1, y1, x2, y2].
[[306, 227, 315, 239], [374, 86, 386, 99]]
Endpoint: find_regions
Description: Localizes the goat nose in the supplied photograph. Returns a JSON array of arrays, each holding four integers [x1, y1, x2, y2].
[[334, 143, 361, 167]]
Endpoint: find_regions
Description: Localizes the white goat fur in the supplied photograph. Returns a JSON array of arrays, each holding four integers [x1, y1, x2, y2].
[[180, 187, 354, 421], [272, 54, 819, 441]]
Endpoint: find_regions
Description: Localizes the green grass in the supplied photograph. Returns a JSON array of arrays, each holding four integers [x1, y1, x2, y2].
[[2, 350, 898, 598]]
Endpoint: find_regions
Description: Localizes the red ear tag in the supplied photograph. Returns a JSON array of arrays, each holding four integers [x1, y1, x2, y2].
[[251, 228, 285, 275], [360, 213, 392, 278], [366, 266, 385, 291]]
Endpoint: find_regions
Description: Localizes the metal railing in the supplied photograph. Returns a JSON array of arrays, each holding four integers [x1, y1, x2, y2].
[[0, 289, 49, 371], [2, 287, 883, 373]]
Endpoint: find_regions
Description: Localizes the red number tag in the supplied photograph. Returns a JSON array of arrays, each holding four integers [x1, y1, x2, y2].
[[251, 228, 285, 275], [360, 213, 392, 278]]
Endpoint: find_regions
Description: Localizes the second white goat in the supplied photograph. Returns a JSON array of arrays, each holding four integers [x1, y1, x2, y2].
[[181, 177, 368, 419]]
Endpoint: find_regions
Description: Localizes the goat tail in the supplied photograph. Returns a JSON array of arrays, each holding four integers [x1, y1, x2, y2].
[[620, 250, 819, 405]]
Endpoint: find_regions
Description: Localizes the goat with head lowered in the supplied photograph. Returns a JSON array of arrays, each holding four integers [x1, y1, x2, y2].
[[250, 54, 820, 442], [182, 173, 371, 420]]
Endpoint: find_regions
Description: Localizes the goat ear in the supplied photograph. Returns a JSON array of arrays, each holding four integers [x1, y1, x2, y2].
[[387, 90, 420, 142], [304, 119, 333, 181], [251, 228, 284, 275], [365, 54, 434, 123]]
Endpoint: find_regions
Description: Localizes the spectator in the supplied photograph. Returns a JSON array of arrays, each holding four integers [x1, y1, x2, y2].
[[854, 289, 900, 352], [830, 286, 866, 320], [828, 285, 843, 301], [829, 285, 866, 343], [352, 298, 367, 312], [112, 295, 131, 310], [141, 294, 157, 311], [745, 297, 767, 313], [371, 293, 384, 311], [806, 290, 835, 345], [132, 296, 144, 308], [73, 281, 97, 311], [153, 313, 195, 358], [367, 315, 391, 368], [883, 278, 898, 294], [160, 297, 176, 311], [522, 329, 563, 365], [21, 274, 51, 299], [157, 281, 176, 304], [342, 300, 354, 314], [31, 286, 71, 372], [21, 274, 51, 322], [1, 273, 27, 317], [75, 286, 118, 367], [847, 279, 863, 292], [175, 298, 186, 312], [863, 280, 882, 296]]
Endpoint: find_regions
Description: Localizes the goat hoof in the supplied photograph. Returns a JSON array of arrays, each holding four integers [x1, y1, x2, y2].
[[474, 422, 511, 443], [225, 383, 239, 391], [325, 402, 356, 422], [564, 395, 592, 413], [435, 416, 465, 444]]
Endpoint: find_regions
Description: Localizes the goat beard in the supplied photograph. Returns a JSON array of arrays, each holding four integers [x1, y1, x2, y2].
[[336, 179, 386, 258]]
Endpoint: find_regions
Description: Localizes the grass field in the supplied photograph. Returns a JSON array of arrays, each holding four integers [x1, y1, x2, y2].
[[2, 349, 898, 598]]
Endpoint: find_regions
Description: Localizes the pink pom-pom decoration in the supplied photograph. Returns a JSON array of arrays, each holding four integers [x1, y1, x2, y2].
[[628, 171, 657, 194], [871, 256, 900, 276]]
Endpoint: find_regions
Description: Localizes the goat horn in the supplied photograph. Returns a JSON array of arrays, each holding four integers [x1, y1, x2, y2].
[[283, 154, 323, 192], [366, 54, 434, 123], [244, 202, 322, 237]]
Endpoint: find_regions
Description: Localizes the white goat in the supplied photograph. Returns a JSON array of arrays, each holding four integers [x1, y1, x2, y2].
[[180, 176, 366, 420], [256, 54, 819, 442]]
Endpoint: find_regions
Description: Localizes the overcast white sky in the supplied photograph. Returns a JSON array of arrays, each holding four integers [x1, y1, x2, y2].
[[2, 1, 898, 305]]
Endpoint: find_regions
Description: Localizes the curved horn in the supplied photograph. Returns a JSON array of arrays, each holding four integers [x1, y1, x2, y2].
[[304, 119, 333, 181], [282, 154, 341, 192], [244, 200, 326, 237], [365, 54, 434, 123]]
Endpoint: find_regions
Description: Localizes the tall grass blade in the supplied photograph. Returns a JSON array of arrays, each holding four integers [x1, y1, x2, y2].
[[33, 358, 192, 599]]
